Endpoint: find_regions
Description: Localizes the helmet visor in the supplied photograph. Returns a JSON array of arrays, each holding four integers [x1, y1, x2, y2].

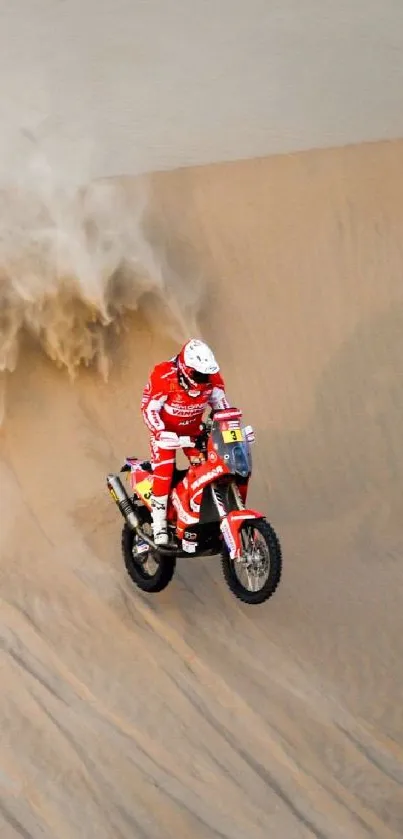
[[190, 369, 210, 384]]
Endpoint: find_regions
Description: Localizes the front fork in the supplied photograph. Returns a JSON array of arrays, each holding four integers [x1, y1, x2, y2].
[[211, 481, 263, 560], [211, 481, 245, 518]]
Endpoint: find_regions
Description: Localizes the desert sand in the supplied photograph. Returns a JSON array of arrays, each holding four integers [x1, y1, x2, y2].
[[0, 137, 403, 838]]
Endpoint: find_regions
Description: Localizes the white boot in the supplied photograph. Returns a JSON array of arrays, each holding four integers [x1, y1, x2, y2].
[[151, 495, 169, 546]]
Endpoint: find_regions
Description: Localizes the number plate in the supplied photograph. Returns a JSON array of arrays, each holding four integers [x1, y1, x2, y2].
[[222, 428, 243, 443], [136, 478, 153, 500]]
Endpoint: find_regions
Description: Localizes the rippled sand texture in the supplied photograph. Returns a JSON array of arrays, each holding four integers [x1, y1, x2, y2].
[[1, 140, 403, 838]]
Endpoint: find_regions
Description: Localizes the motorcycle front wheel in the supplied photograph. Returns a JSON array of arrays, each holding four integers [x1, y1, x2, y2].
[[221, 518, 282, 605]]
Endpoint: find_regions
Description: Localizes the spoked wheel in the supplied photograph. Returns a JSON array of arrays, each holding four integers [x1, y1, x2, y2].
[[121, 521, 176, 593], [221, 518, 282, 605]]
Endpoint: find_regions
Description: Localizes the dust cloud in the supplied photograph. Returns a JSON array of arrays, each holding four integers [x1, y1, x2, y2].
[[0, 147, 203, 386]]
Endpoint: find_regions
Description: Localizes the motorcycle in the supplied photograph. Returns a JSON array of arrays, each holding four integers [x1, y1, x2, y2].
[[106, 407, 282, 605]]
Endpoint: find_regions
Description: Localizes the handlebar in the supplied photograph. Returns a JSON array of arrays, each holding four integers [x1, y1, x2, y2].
[[156, 416, 214, 452]]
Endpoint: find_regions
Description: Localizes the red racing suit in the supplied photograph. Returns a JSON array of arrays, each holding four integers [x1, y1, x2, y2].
[[141, 358, 229, 498]]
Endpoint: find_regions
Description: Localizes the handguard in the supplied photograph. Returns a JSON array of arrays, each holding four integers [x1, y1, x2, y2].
[[244, 425, 255, 443]]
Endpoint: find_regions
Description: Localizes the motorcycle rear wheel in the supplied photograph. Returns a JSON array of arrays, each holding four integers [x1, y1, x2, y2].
[[221, 518, 282, 605], [121, 522, 176, 593]]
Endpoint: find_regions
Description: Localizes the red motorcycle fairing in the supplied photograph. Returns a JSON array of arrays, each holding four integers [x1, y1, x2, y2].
[[171, 454, 232, 537], [128, 450, 239, 539], [220, 509, 265, 559]]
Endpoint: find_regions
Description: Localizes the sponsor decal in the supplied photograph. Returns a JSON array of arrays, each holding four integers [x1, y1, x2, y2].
[[182, 541, 197, 554], [230, 513, 257, 522], [136, 540, 149, 555], [171, 489, 199, 524], [191, 464, 224, 491], [221, 518, 237, 558], [164, 401, 209, 417], [214, 408, 242, 421]]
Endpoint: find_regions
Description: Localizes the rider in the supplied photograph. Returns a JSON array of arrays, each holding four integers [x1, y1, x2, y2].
[[141, 338, 230, 545]]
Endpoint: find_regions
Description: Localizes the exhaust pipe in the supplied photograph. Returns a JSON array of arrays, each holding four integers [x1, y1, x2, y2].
[[106, 472, 176, 556], [106, 473, 140, 531]]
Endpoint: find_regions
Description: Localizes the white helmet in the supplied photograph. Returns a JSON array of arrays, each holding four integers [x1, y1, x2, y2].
[[177, 338, 219, 393]]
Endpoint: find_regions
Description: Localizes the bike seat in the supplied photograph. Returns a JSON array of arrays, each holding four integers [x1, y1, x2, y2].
[[121, 457, 152, 473]]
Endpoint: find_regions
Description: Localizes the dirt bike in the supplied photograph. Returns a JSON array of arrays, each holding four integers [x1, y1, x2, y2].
[[106, 407, 282, 605]]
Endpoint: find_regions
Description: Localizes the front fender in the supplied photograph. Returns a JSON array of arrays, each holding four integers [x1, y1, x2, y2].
[[220, 509, 265, 559]]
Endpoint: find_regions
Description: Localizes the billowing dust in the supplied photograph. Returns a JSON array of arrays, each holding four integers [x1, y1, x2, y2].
[[0, 152, 202, 385]]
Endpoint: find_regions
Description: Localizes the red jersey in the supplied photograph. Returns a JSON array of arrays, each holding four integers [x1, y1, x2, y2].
[[141, 358, 229, 437]]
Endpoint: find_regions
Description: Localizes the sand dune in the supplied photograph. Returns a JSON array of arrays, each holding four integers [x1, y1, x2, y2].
[[1, 139, 403, 837]]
